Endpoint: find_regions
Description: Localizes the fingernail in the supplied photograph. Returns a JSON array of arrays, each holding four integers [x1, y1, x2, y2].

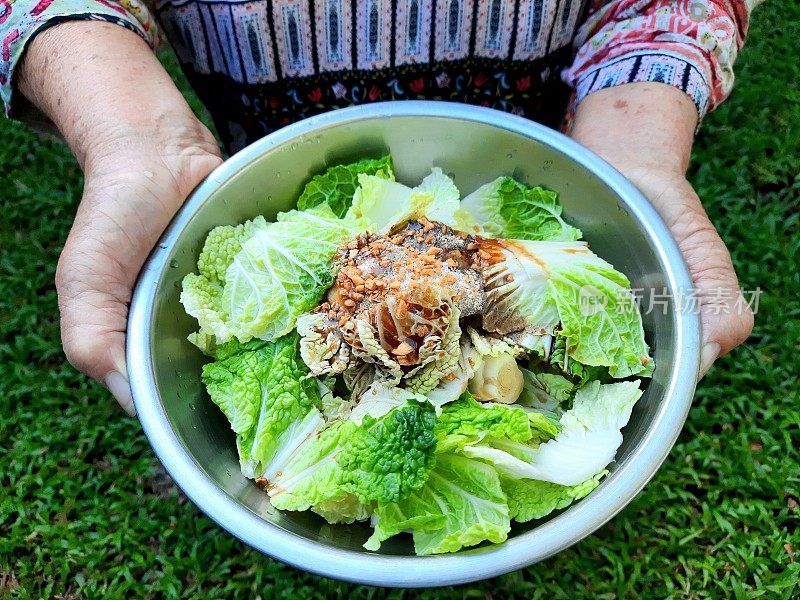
[[698, 342, 720, 380], [105, 370, 136, 417]]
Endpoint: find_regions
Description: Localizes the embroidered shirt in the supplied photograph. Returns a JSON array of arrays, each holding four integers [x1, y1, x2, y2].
[[1, 0, 761, 151]]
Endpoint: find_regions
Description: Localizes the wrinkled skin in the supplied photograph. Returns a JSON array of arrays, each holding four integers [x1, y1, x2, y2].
[[19, 23, 223, 415], [619, 168, 754, 360], [56, 134, 221, 413]]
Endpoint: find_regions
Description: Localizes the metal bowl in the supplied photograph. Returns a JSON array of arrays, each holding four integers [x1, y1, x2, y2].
[[128, 101, 700, 587]]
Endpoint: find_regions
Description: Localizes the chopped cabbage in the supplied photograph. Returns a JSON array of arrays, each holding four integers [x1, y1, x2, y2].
[[184, 159, 656, 557], [461, 176, 582, 241]]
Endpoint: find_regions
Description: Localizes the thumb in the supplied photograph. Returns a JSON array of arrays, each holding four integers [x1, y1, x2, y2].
[[56, 216, 137, 416], [667, 203, 754, 377]]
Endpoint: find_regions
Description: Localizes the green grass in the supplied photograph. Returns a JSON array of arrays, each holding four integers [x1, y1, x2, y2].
[[1, 3, 798, 597]]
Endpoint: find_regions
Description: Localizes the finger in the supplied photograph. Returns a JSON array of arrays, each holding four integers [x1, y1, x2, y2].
[[658, 204, 754, 382], [56, 224, 135, 415], [105, 371, 135, 416], [698, 341, 720, 380]]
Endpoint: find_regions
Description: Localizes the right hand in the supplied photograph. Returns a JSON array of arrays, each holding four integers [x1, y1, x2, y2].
[[17, 21, 223, 415], [56, 123, 222, 414]]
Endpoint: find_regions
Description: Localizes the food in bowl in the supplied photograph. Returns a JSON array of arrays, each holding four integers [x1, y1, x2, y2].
[[179, 156, 653, 556]]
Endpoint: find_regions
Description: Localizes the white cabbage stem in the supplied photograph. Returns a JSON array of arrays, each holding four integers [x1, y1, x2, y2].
[[468, 353, 523, 404]]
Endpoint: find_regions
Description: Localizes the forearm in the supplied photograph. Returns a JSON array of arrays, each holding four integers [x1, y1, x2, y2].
[[17, 21, 217, 171], [570, 82, 698, 177]]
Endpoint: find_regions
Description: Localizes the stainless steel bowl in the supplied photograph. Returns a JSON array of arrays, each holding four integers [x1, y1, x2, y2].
[[128, 101, 700, 587]]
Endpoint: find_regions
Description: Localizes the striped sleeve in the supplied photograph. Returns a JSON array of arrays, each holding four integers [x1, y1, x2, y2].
[[562, 0, 764, 123], [0, 0, 159, 117]]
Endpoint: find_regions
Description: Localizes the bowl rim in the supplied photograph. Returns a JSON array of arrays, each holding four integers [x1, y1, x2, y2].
[[128, 100, 700, 587]]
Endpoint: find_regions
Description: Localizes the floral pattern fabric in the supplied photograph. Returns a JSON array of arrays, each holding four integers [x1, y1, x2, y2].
[[1, 0, 761, 150], [563, 0, 765, 120], [0, 0, 159, 112]]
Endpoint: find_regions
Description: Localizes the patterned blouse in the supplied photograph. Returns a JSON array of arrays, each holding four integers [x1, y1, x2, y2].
[[1, 0, 760, 152]]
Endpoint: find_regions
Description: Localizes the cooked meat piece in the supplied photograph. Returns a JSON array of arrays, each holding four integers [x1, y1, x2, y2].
[[314, 219, 486, 367]]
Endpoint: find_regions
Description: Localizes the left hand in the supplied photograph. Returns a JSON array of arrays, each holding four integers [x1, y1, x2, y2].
[[606, 165, 753, 376], [570, 83, 753, 377], [17, 22, 223, 414]]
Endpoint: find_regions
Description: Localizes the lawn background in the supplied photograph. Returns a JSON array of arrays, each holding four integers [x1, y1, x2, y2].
[[1, 2, 798, 598]]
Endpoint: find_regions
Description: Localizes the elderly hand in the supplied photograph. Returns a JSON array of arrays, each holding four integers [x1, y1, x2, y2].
[[55, 130, 221, 415], [19, 22, 222, 414], [571, 83, 753, 377]]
